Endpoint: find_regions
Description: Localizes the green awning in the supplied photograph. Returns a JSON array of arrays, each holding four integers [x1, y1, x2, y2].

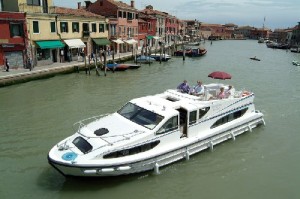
[[147, 35, 154, 39], [36, 40, 65, 49], [93, 38, 111, 46]]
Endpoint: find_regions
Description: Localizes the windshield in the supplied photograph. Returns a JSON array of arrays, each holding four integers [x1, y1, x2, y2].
[[117, 102, 164, 129]]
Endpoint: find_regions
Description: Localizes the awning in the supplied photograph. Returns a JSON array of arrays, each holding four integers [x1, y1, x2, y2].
[[93, 38, 111, 46], [112, 39, 124, 44], [124, 39, 138, 45], [36, 40, 65, 49], [147, 35, 154, 39], [153, 36, 160, 40], [64, 39, 85, 49]]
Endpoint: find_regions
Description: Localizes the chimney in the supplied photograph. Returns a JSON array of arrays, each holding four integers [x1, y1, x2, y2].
[[130, 1, 134, 8], [77, 2, 81, 9], [85, 1, 92, 9]]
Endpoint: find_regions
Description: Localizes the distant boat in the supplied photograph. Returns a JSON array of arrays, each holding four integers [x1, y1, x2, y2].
[[150, 54, 172, 61], [258, 37, 264, 43], [250, 57, 261, 61], [136, 55, 155, 63], [174, 47, 207, 57], [292, 60, 300, 66]]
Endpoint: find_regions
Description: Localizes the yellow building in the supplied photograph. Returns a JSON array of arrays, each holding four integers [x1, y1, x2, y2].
[[2, 0, 109, 66]]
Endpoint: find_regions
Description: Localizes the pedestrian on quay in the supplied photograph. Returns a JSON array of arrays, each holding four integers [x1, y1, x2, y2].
[[5, 58, 9, 72]]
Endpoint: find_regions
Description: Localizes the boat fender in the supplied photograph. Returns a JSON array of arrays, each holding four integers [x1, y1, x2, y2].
[[185, 151, 190, 160], [209, 141, 214, 151], [230, 131, 236, 141], [154, 163, 160, 175]]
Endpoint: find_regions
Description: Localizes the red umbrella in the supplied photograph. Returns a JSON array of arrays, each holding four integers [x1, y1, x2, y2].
[[208, 71, 232, 80]]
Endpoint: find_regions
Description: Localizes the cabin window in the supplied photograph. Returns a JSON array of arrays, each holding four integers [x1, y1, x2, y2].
[[103, 140, 160, 159], [199, 107, 210, 119], [211, 108, 248, 129], [118, 102, 164, 130], [72, 136, 93, 154], [189, 111, 197, 125], [157, 116, 178, 135]]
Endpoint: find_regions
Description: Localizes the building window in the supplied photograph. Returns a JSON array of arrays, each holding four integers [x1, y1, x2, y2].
[[72, 22, 79, 32], [99, 24, 105, 32], [92, 23, 96, 32], [123, 11, 126, 18], [10, 23, 24, 37], [118, 11, 122, 18], [82, 23, 89, 31], [33, 21, 39, 34], [27, 0, 40, 6], [60, 22, 68, 33], [50, 21, 56, 33]]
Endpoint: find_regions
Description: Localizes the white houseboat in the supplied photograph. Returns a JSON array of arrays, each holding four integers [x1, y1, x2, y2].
[[48, 83, 265, 177]]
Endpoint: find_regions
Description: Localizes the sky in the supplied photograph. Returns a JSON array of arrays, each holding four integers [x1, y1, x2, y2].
[[52, 0, 300, 30]]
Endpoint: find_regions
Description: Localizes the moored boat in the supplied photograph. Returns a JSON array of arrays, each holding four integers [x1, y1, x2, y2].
[[150, 54, 172, 61], [104, 63, 129, 71], [48, 82, 265, 177], [136, 55, 156, 63]]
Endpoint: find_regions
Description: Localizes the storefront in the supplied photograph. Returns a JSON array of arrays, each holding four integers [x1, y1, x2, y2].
[[35, 40, 65, 66], [64, 39, 86, 62], [112, 39, 124, 54], [92, 38, 111, 53], [0, 43, 25, 69]]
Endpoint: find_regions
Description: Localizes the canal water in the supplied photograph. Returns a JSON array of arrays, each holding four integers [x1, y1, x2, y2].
[[1, 40, 300, 199]]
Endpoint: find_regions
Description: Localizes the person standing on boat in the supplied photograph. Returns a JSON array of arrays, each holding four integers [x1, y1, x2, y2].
[[190, 80, 204, 96], [225, 85, 235, 98], [217, 87, 226, 99], [177, 80, 190, 93]]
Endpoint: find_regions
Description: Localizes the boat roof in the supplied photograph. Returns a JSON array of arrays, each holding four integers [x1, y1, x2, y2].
[[130, 89, 213, 117]]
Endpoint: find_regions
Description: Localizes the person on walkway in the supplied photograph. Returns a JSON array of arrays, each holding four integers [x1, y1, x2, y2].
[[190, 80, 204, 96], [5, 58, 9, 72], [177, 80, 190, 93]]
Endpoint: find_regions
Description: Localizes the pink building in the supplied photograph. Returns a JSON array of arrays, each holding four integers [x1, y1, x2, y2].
[[86, 0, 139, 53]]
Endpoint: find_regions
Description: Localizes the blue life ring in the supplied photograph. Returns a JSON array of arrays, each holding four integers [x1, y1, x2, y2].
[[62, 152, 78, 161]]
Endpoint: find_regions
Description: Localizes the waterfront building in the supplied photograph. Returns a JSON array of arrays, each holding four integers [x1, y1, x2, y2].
[[249, 28, 270, 40], [138, 12, 156, 49], [291, 22, 300, 46], [177, 20, 187, 41], [141, 5, 166, 45], [86, 0, 139, 54], [0, 12, 27, 68], [184, 20, 201, 41], [200, 23, 226, 40], [49, 6, 109, 62], [269, 29, 291, 44], [165, 14, 179, 46], [234, 26, 254, 39]]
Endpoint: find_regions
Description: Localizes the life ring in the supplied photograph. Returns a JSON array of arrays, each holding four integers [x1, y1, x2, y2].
[[62, 152, 78, 161]]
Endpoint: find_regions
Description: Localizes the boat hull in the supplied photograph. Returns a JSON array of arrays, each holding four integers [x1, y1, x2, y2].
[[48, 113, 264, 177]]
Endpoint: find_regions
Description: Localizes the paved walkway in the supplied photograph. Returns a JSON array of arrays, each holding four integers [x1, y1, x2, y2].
[[0, 50, 138, 79]]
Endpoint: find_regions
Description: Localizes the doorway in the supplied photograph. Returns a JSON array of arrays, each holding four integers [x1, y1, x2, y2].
[[177, 108, 188, 138]]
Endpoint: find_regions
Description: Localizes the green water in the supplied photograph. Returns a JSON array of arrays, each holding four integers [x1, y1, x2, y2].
[[1, 40, 300, 199]]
